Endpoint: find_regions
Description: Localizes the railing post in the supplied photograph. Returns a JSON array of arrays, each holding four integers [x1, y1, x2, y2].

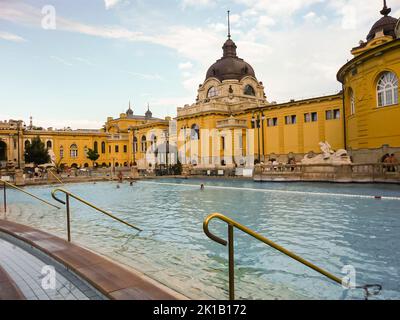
[[3, 182, 6, 213], [228, 224, 235, 300], [66, 194, 71, 242]]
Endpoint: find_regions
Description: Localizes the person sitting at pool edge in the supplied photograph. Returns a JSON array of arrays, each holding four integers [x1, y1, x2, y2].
[[389, 154, 398, 172], [117, 171, 123, 183]]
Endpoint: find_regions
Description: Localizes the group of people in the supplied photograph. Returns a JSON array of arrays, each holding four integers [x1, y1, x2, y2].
[[381, 153, 398, 172]]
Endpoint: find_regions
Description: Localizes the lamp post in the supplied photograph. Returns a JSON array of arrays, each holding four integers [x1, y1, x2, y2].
[[251, 113, 261, 164], [260, 109, 265, 162], [164, 130, 170, 175], [181, 126, 188, 165], [252, 109, 266, 164]]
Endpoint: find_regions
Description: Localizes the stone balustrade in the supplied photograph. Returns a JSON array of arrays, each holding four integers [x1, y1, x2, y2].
[[254, 163, 400, 183]]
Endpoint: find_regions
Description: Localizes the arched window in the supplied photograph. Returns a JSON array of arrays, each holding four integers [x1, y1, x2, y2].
[[349, 89, 355, 115], [60, 146, 64, 158], [46, 140, 52, 149], [94, 141, 98, 153], [84, 146, 88, 156], [0, 141, 7, 161], [151, 135, 157, 152], [207, 86, 218, 98], [70, 144, 78, 158], [377, 72, 398, 107], [141, 136, 147, 152], [101, 141, 106, 154], [244, 85, 256, 96], [24, 140, 30, 149], [133, 137, 138, 152], [190, 124, 200, 140]]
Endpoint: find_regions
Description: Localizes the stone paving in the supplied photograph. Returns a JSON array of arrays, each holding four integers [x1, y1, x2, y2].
[[0, 236, 105, 300]]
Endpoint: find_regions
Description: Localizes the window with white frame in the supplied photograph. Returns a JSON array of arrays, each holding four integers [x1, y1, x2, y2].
[[285, 115, 297, 125], [70, 144, 78, 158], [207, 86, 218, 98], [267, 118, 278, 127], [349, 89, 355, 115], [377, 72, 398, 107]]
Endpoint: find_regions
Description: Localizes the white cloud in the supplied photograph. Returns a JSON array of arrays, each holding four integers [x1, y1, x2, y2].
[[257, 15, 276, 28], [1, 0, 399, 112], [0, 31, 26, 42], [179, 61, 194, 70], [181, 0, 214, 9], [104, 0, 121, 10]]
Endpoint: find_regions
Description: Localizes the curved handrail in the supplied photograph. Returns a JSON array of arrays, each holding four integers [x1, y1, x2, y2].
[[204, 213, 381, 300], [51, 188, 142, 234], [1, 180, 60, 210]]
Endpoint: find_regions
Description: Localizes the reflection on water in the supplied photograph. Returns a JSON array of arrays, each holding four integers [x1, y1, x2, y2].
[[2, 179, 400, 300]]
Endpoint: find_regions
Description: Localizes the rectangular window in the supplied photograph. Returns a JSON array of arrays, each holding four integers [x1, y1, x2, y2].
[[70, 150, 78, 158], [221, 136, 225, 150], [378, 92, 384, 107], [109, 146, 111, 153], [311, 112, 318, 122], [325, 110, 333, 120], [123, 145, 127, 153], [238, 135, 243, 149], [285, 115, 296, 125], [386, 90, 393, 106], [304, 113, 311, 123], [115, 145, 119, 153], [60, 149, 64, 158], [333, 109, 340, 119], [267, 118, 278, 127]]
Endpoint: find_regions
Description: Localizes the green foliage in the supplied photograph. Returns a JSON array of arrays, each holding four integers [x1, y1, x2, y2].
[[172, 159, 182, 175], [87, 148, 100, 164], [24, 136, 50, 165]]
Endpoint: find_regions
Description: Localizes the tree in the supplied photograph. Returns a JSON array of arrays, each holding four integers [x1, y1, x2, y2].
[[24, 136, 50, 165], [86, 148, 99, 167]]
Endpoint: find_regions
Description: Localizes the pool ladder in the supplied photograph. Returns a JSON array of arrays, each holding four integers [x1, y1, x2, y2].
[[51, 188, 142, 242], [1, 180, 61, 212], [204, 213, 382, 300]]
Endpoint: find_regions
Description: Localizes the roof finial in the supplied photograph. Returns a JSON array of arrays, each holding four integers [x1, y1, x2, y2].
[[129, 100, 131, 109], [147, 102, 150, 111], [227, 10, 231, 39], [381, 0, 391, 16]]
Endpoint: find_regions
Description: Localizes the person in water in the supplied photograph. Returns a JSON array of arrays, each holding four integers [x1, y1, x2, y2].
[[200, 184, 204, 190]]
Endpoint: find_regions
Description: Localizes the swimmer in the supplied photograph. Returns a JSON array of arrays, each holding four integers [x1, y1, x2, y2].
[[200, 184, 204, 190], [116, 184, 120, 189]]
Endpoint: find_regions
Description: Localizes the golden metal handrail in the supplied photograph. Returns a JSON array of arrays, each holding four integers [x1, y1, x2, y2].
[[48, 170, 64, 185], [51, 188, 142, 242], [203, 213, 381, 300], [1, 180, 60, 212]]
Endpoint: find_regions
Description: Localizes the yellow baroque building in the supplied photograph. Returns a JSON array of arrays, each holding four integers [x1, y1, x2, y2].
[[0, 2, 399, 171]]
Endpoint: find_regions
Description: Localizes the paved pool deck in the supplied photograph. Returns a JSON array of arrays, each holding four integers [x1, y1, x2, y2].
[[0, 219, 187, 300]]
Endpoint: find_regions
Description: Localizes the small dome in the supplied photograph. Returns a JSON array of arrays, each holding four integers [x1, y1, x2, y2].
[[366, 2, 398, 41], [145, 104, 152, 119], [126, 101, 133, 117], [205, 38, 256, 82]]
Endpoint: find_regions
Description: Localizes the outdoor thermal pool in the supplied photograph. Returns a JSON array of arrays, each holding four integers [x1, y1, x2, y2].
[[2, 179, 400, 300]]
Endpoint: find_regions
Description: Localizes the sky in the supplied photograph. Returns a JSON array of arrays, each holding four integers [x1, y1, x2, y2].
[[0, 0, 399, 129]]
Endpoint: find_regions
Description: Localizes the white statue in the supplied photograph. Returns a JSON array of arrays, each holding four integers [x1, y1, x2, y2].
[[301, 141, 352, 165]]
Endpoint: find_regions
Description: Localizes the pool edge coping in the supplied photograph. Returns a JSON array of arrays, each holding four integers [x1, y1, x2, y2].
[[0, 219, 189, 301]]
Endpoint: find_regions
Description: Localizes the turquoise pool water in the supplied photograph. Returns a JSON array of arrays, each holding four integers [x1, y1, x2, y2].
[[2, 179, 400, 300]]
